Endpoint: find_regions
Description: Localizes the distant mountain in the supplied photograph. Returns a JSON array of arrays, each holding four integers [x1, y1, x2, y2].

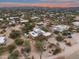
[[0, 6, 79, 12]]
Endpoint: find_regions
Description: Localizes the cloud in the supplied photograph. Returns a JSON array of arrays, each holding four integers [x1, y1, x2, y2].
[[0, 2, 79, 7], [0, 0, 79, 4], [0, 0, 79, 7], [40, 0, 79, 3]]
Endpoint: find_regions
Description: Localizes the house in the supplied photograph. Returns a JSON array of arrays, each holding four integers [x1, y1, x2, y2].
[[0, 37, 6, 45], [53, 25, 69, 32], [29, 31, 39, 39], [29, 28, 51, 39], [29, 28, 42, 39]]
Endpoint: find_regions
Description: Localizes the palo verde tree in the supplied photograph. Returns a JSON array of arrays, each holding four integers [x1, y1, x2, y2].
[[35, 41, 44, 59]]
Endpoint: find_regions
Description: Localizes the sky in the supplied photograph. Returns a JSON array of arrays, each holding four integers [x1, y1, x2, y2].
[[0, 0, 79, 7]]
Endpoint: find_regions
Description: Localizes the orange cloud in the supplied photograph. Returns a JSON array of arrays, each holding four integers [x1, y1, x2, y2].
[[0, 2, 78, 8]]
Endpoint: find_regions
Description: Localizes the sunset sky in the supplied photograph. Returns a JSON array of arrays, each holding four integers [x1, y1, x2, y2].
[[0, 0, 79, 7]]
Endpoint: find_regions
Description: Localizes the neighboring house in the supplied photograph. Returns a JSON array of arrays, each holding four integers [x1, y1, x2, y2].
[[36, 22, 44, 28], [49, 14, 54, 17], [29, 28, 51, 39], [0, 37, 6, 45], [31, 16, 40, 20], [20, 20, 29, 24], [9, 17, 20, 25], [9, 20, 16, 25], [9, 17, 19, 20], [0, 18, 3, 21], [72, 22, 79, 28], [75, 16, 79, 21], [9, 17, 20, 22], [37, 22, 44, 26], [53, 25, 69, 32]]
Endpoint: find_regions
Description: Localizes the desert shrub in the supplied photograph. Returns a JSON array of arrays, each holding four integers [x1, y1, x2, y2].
[[9, 30, 20, 39], [0, 46, 8, 55], [54, 31, 59, 34], [42, 27, 49, 32], [8, 44, 16, 53], [21, 47, 31, 53], [15, 38, 24, 45], [53, 47, 61, 55], [56, 35, 64, 42], [8, 50, 19, 59]]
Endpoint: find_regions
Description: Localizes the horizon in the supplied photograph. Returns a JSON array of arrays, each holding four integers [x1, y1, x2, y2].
[[0, 0, 79, 8]]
